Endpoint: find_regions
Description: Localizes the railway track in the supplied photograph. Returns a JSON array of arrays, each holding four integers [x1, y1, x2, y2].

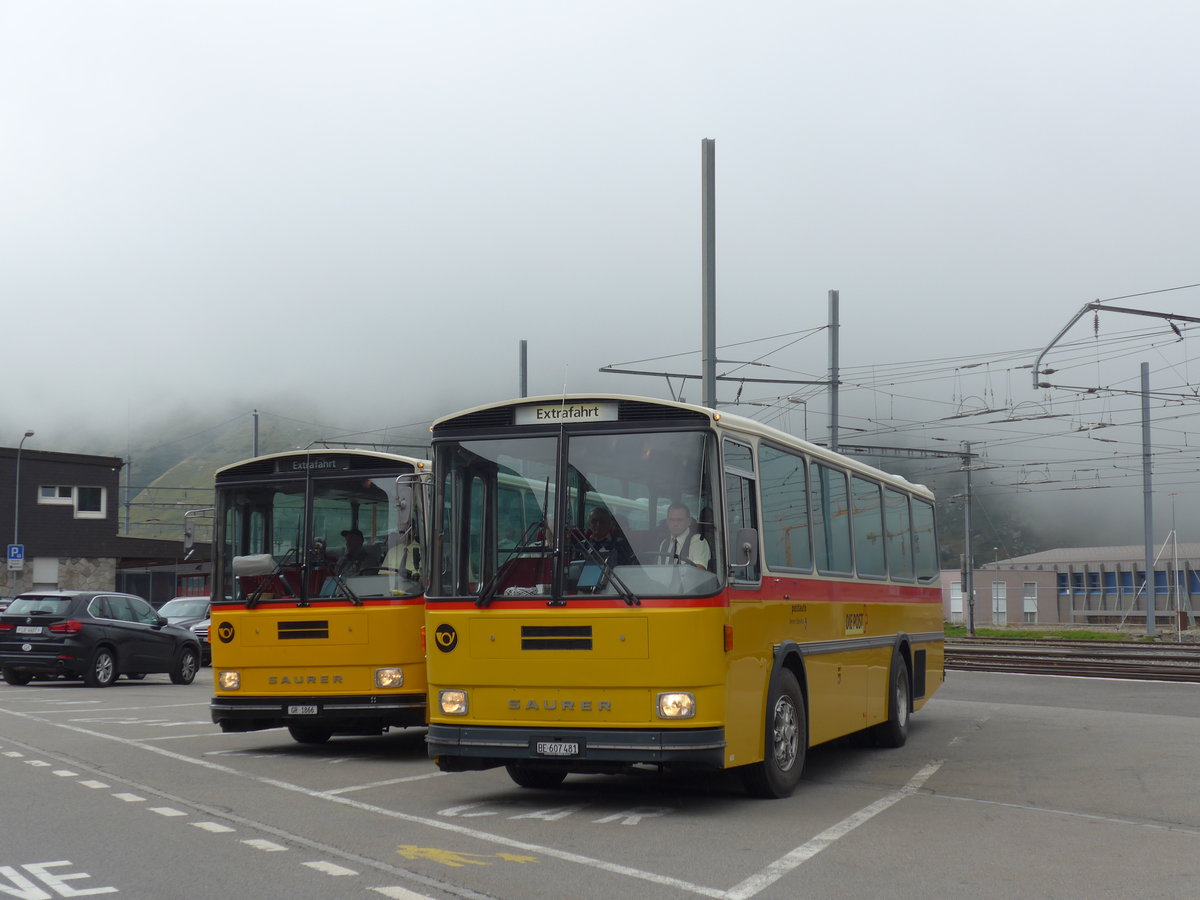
[[944, 638, 1200, 682]]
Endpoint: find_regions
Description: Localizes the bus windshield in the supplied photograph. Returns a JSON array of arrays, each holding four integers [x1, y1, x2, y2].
[[217, 471, 422, 604], [432, 429, 722, 602]]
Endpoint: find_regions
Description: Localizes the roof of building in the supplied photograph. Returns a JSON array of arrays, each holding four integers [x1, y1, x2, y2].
[[987, 544, 1200, 569]]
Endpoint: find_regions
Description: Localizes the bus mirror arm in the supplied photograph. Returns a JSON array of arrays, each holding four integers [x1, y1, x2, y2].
[[731, 528, 759, 569]]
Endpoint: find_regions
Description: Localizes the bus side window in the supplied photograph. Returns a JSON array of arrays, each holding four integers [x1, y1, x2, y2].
[[725, 473, 760, 583]]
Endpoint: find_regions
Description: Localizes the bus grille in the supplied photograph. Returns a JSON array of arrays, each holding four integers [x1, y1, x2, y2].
[[277, 621, 330, 640], [521, 625, 593, 650]]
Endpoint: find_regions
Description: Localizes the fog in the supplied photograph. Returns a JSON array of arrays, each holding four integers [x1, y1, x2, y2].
[[3, 1, 1199, 549]]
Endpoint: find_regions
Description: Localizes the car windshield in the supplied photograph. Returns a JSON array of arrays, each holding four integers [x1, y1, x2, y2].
[[159, 599, 209, 619], [5, 596, 73, 616]]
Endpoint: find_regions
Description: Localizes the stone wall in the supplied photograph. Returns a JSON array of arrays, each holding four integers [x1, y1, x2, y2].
[[60, 557, 117, 591], [1, 557, 116, 595]]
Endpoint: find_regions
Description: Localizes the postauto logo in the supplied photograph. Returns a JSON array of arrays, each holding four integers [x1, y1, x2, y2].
[[434, 624, 457, 652]]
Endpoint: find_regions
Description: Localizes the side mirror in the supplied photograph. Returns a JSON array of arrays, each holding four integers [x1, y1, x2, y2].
[[394, 478, 414, 532], [232, 554, 276, 577], [731, 528, 759, 569]]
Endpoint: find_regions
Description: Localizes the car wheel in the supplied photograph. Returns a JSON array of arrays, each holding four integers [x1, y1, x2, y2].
[[84, 648, 118, 687], [287, 725, 333, 744], [505, 763, 568, 789], [170, 647, 199, 685], [2, 667, 33, 686], [741, 667, 806, 799]]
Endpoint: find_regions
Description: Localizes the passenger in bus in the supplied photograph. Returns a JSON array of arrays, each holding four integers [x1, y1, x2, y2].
[[336, 528, 379, 576], [658, 503, 711, 569], [381, 532, 421, 578], [582, 507, 636, 566]]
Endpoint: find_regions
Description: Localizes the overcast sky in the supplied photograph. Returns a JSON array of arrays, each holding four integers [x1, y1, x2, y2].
[[4, 1, 1200, 540]]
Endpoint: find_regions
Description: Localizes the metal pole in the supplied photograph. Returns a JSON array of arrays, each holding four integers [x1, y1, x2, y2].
[[124, 457, 131, 534], [1142, 362, 1155, 636], [253, 409, 260, 457], [828, 290, 840, 452], [963, 441, 975, 636], [13, 430, 34, 547], [701, 139, 717, 409], [519, 340, 528, 398]]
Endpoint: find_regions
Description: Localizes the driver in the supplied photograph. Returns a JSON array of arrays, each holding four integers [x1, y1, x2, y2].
[[335, 528, 378, 576]]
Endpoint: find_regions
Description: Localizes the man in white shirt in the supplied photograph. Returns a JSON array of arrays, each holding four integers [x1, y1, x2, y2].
[[658, 503, 710, 570]]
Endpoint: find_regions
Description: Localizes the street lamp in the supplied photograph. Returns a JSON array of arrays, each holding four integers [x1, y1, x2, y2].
[[14, 429, 34, 547]]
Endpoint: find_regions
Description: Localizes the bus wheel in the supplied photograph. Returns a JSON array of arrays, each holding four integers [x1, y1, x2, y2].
[[505, 763, 567, 789], [741, 668, 806, 799], [871, 652, 910, 748], [288, 725, 332, 745]]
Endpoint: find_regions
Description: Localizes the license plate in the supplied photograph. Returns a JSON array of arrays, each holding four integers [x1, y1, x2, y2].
[[287, 705, 318, 715], [535, 741, 579, 757], [15, 626, 41, 635]]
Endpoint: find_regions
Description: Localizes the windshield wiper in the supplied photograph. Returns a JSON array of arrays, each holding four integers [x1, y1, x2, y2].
[[477, 518, 553, 608], [570, 532, 640, 607]]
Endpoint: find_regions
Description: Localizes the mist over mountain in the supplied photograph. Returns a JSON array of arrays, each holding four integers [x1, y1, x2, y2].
[[43, 395, 1155, 566]]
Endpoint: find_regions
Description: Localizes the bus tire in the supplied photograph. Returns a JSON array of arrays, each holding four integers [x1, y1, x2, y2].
[[871, 652, 910, 748], [288, 725, 332, 745], [741, 668, 806, 799], [505, 763, 567, 789]]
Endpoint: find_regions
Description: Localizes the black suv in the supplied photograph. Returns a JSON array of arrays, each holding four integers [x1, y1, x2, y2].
[[0, 591, 201, 687]]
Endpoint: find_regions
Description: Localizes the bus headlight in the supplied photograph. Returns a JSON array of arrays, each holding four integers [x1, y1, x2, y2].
[[439, 689, 468, 716], [218, 671, 240, 691], [374, 667, 404, 689], [657, 692, 696, 719]]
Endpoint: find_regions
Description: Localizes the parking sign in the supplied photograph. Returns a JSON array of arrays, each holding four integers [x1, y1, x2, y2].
[[7, 544, 24, 571]]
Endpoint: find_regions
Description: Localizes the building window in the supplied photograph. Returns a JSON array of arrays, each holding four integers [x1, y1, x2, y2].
[[39, 485, 73, 506], [950, 581, 963, 623], [1023, 582, 1038, 624], [992, 581, 1007, 625], [38, 485, 107, 520]]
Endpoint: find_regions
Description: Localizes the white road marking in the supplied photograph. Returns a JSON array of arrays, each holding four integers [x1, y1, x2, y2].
[[78, 780, 109, 789], [243, 839, 288, 852], [370, 888, 438, 899], [24, 759, 51, 766], [326, 772, 449, 794], [304, 860, 359, 876], [192, 822, 236, 833], [149, 806, 187, 817], [0, 709, 964, 900], [113, 792, 145, 802], [52, 769, 78, 776], [723, 760, 944, 900]]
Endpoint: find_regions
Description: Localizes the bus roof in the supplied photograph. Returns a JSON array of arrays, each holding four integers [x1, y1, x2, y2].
[[432, 394, 933, 499], [215, 448, 430, 479]]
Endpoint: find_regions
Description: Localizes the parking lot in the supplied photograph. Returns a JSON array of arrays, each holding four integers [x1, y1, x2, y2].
[[1, 670, 1198, 899]]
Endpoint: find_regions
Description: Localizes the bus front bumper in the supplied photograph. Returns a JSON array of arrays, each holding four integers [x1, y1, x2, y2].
[[427, 723, 726, 772], [212, 694, 426, 733]]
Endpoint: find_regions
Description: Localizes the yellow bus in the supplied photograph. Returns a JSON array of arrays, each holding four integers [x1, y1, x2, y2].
[[425, 395, 943, 796], [209, 448, 429, 744]]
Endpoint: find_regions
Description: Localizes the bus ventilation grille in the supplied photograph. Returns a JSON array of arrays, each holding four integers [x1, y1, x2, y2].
[[521, 625, 593, 650], [277, 621, 330, 640]]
